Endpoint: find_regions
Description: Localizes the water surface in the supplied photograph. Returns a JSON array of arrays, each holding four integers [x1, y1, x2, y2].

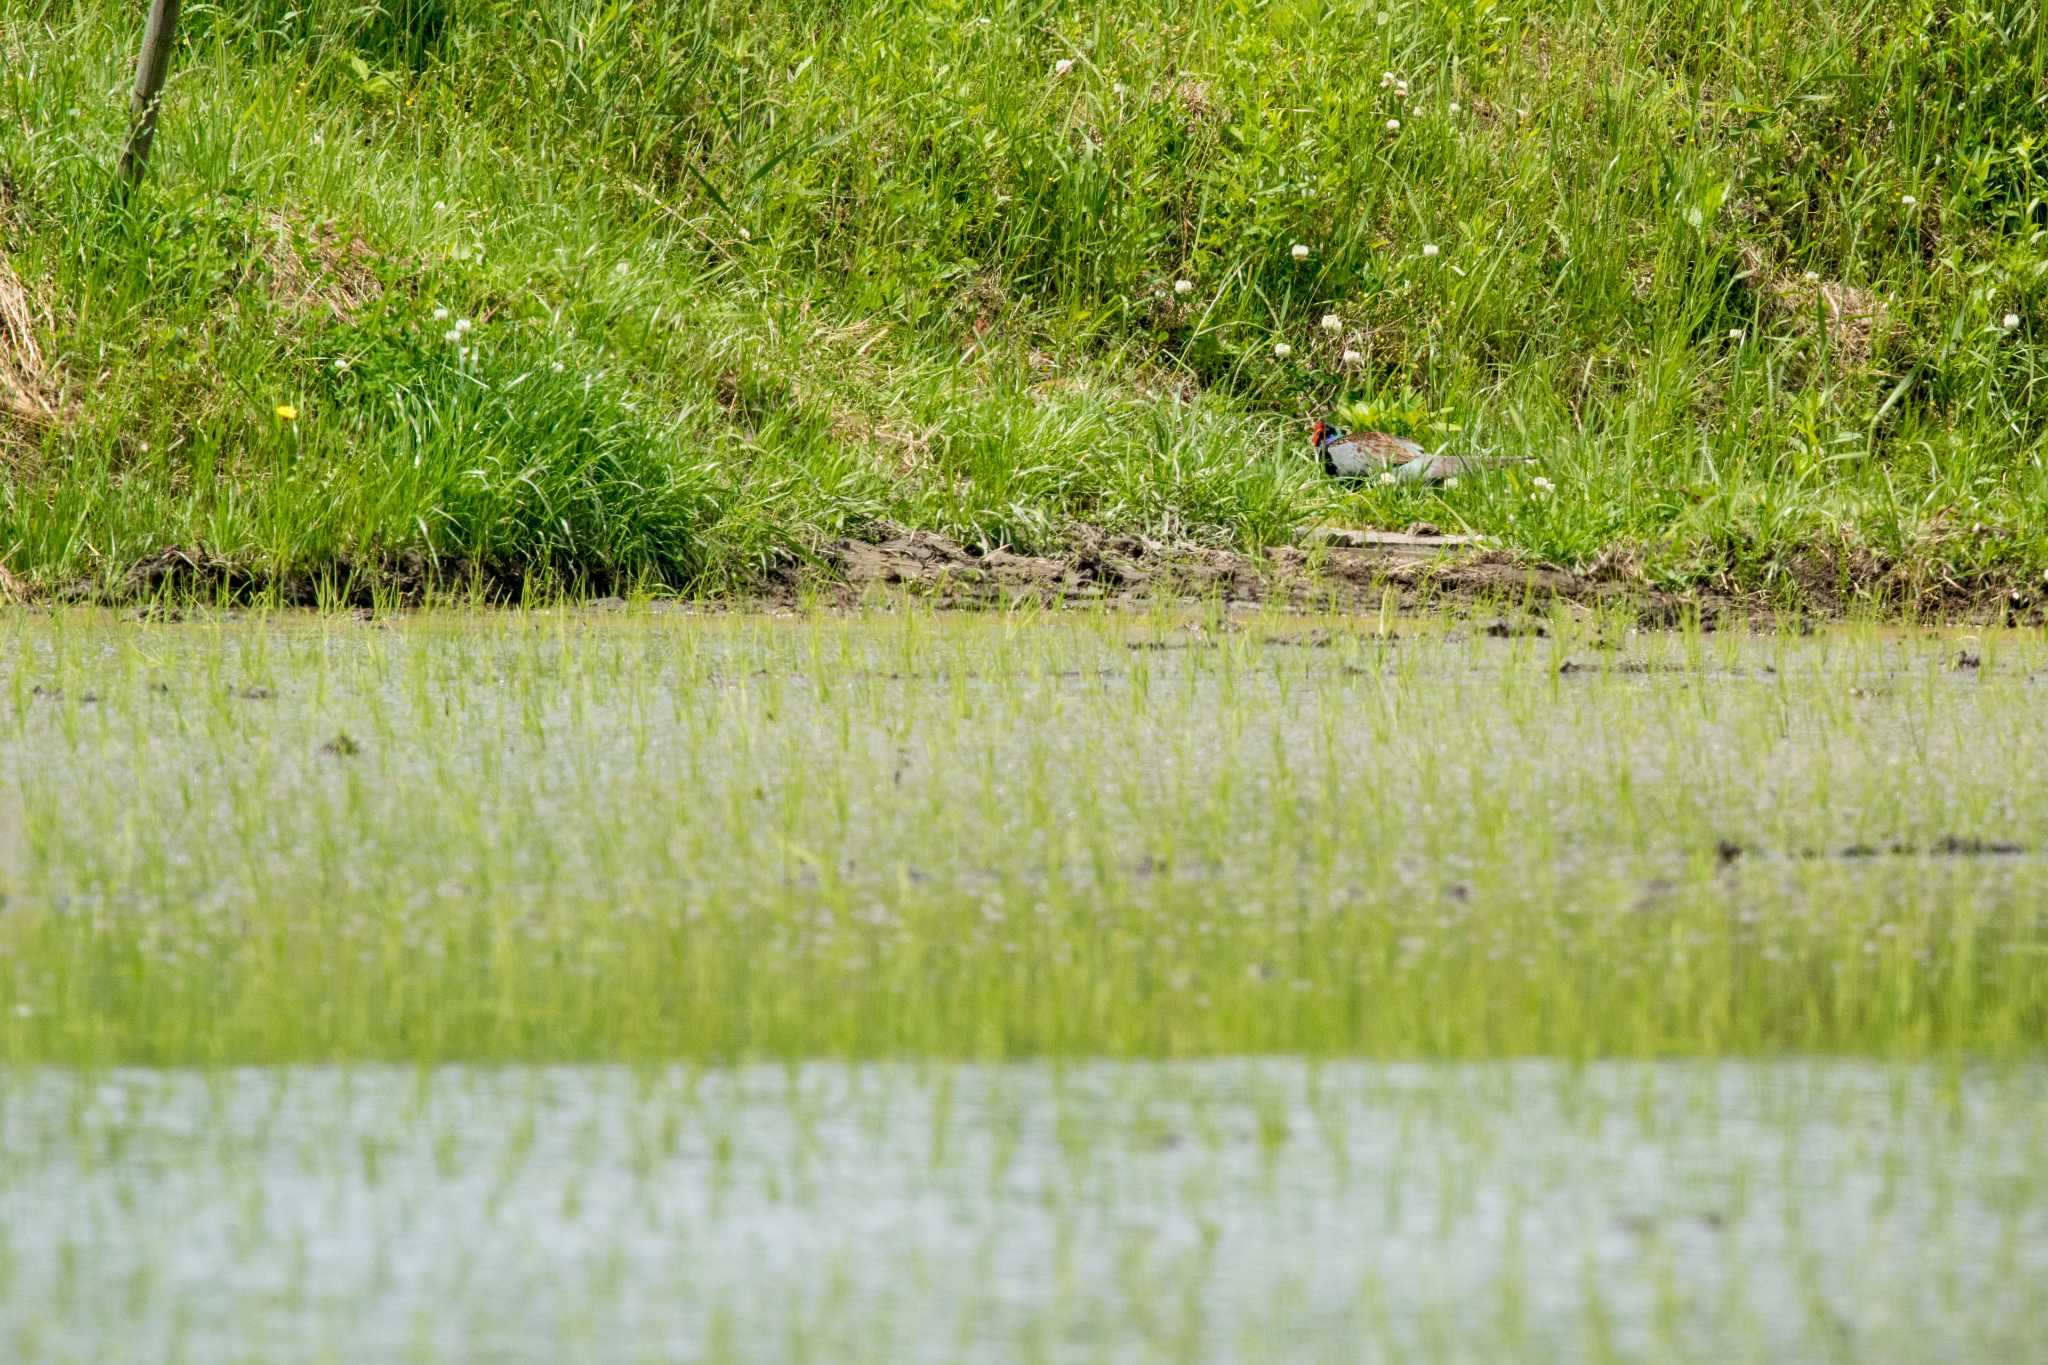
[[6, 1060, 2045, 1363]]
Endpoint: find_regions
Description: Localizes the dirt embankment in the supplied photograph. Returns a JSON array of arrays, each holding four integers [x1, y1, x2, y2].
[[29, 533, 1600, 614], [814, 524, 2045, 626], [820, 526, 1715, 624], [10, 524, 2042, 626]]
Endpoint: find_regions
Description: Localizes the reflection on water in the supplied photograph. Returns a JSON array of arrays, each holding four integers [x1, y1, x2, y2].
[[5, 1060, 2045, 1362]]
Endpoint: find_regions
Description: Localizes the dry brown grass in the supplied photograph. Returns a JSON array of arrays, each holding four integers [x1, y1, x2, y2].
[[1, 246, 55, 437], [258, 212, 384, 321], [1175, 79, 1216, 126], [1767, 273, 1889, 369]]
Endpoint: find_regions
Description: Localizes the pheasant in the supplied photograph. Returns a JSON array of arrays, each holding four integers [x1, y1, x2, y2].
[[1311, 421, 1529, 483]]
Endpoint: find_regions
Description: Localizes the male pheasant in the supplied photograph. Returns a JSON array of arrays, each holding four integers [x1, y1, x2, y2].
[[1311, 421, 1528, 483]]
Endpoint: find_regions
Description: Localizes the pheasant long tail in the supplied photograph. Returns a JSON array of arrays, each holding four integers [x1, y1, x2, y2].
[[1405, 453, 1535, 482]]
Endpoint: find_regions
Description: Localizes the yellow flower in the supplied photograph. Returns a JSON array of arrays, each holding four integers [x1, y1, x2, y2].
[[274, 404, 298, 422]]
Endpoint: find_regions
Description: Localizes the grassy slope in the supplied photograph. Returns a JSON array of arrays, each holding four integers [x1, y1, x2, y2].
[[1, 0, 2045, 605]]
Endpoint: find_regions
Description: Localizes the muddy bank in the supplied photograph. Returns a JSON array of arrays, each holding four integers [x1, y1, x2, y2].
[[819, 525, 1694, 619], [10, 530, 1671, 618], [822, 528, 2048, 625], [9, 526, 2043, 625]]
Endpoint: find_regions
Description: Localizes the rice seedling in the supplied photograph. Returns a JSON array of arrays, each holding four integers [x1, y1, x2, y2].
[[2, 608, 2044, 1064], [0, 1058, 2043, 1362], [1, 607, 2044, 1359]]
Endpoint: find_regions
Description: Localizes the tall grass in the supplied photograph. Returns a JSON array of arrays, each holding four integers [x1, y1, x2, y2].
[[1, 0, 2044, 598]]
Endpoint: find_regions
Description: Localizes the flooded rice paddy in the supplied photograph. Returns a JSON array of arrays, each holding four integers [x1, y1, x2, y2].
[[2, 607, 2047, 1359], [5, 1060, 2046, 1363]]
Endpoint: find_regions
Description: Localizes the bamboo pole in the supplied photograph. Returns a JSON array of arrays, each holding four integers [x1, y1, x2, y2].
[[114, 0, 183, 195]]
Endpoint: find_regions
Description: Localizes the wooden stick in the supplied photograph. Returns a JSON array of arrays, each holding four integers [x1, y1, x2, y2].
[[114, 0, 183, 195]]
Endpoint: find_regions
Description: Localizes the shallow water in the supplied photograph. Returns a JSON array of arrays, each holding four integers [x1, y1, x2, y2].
[[3, 612, 2046, 1359], [4, 612, 2045, 1059], [4, 1059, 2046, 1364]]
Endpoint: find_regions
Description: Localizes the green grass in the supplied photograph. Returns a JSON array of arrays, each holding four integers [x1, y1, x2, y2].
[[1, 0, 2045, 605], [4, 608, 2045, 1065]]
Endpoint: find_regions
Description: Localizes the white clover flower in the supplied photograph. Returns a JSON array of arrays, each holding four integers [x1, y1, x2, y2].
[[551, 361, 566, 373], [1421, 243, 1439, 257], [1803, 270, 1821, 282], [1728, 328, 1745, 341], [443, 329, 460, 344], [1447, 101, 1460, 115], [1443, 476, 1460, 489], [1291, 243, 1310, 260], [2003, 313, 2021, 330], [1901, 194, 1917, 207], [433, 307, 450, 321], [1531, 476, 1555, 494], [1112, 82, 1127, 98], [1395, 88, 1409, 101], [333, 358, 350, 372], [455, 317, 472, 334], [1174, 278, 1194, 295], [431, 201, 447, 214], [1341, 348, 1363, 364], [1385, 118, 1402, 132], [1380, 71, 1396, 89], [738, 226, 751, 242], [1379, 471, 1397, 486], [1273, 341, 1293, 359], [1053, 58, 1074, 77], [1320, 313, 1342, 332]]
